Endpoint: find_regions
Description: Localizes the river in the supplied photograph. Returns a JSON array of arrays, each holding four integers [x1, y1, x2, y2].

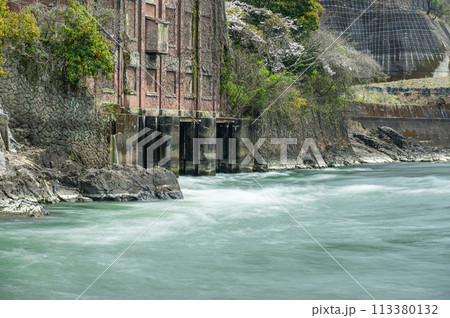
[[1, 163, 449, 299]]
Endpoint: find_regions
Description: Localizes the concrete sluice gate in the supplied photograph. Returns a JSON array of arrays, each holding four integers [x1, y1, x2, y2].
[[112, 115, 256, 176]]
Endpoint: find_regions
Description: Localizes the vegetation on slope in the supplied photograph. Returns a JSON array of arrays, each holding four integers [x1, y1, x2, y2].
[[351, 77, 450, 105], [242, 0, 323, 32], [222, 1, 385, 119]]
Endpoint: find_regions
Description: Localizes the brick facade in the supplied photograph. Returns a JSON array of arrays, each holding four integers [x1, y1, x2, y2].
[[9, 0, 226, 115], [99, 0, 226, 115]]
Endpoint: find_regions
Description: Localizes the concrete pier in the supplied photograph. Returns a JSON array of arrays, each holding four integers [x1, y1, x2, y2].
[[158, 116, 180, 174], [0, 114, 9, 152], [196, 118, 217, 176], [114, 112, 256, 175], [0, 114, 8, 176]]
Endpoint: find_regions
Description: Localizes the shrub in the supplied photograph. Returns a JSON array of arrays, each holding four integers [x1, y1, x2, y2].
[[242, 0, 323, 32], [0, 0, 40, 76], [51, 0, 114, 84], [13, 0, 115, 86], [221, 47, 301, 118]]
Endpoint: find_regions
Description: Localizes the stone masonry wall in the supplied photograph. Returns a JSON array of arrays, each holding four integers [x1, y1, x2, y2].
[[0, 54, 109, 166]]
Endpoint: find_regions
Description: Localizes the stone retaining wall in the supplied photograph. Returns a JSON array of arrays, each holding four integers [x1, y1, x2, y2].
[[0, 56, 109, 166]]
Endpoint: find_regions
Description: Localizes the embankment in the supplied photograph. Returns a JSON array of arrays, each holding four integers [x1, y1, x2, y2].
[[347, 101, 450, 147]]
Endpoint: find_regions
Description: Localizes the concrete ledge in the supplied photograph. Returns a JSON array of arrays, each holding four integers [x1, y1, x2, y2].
[[347, 102, 450, 119]]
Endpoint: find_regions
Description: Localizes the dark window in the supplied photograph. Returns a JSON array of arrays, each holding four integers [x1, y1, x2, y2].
[[146, 69, 157, 93], [166, 71, 177, 96]]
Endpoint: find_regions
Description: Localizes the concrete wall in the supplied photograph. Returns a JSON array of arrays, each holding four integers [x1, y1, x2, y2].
[[320, 0, 450, 79], [254, 109, 353, 169], [347, 102, 450, 147], [113, 113, 259, 175]]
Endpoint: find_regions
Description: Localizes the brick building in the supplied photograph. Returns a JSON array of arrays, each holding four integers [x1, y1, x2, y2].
[[9, 0, 227, 116]]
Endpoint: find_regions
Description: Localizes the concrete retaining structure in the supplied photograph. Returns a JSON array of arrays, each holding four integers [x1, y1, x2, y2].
[[113, 112, 257, 175], [347, 102, 450, 147], [113, 101, 450, 175]]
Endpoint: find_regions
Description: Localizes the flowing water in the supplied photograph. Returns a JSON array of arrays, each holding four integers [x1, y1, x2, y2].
[[1, 163, 449, 300]]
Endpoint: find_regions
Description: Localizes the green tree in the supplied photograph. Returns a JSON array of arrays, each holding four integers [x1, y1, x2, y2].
[[242, 0, 323, 32], [55, 0, 114, 84], [0, 0, 40, 76]]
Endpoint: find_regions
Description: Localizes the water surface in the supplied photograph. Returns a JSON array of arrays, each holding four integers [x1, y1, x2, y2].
[[1, 163, 449, 299]]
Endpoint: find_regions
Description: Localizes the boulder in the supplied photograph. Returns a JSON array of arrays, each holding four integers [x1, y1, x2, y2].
[[0, 150, 183, 217], [78, 165, 183, 201], [377, 126, 408, 149], [0, 199, 46, 217]]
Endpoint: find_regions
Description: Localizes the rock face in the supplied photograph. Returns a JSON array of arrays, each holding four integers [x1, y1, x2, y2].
[[77, 165, 182, 201], [350, 125, 450, 163], [0, 149, 183, 217]]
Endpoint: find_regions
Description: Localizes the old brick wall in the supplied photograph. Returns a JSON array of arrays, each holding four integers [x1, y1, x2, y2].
[[118, 0, 226, 114], [9, 0, 227, 115], [0, 55, 109, 166]]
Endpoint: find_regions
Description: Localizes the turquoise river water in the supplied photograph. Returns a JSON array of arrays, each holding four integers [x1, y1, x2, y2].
[[1, 163, 449, 299]]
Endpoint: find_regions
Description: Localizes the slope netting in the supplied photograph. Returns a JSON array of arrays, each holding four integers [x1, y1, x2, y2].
[[320, 0, 450, 78]]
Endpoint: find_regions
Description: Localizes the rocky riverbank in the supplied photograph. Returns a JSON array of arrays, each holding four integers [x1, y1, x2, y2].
[[0, 148, 183, 217], [258, 124, 450, 171], [348, 125, 450, 165]]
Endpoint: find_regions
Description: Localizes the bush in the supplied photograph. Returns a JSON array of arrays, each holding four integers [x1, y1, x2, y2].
[[221, 48, 300, 117], [242, 0, 323, 32], [40, 0, 114, 85], [58, 1, 113, 83], [11, 1, 115, 86], [0, 0, 40, 76]]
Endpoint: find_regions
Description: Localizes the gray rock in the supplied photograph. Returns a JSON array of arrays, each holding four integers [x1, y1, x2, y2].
[[78, 165, 183, 201], [377, 126, 408, 149], [0, 150, 182, 217], [350, 125, 450, 163], [0, 199, 46, 217]]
